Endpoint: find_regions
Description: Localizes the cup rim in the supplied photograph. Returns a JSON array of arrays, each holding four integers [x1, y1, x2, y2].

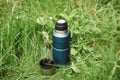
[[39, 58, 55, 69]]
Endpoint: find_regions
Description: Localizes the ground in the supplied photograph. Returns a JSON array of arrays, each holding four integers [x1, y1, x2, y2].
[[0, 0, 120, 80]]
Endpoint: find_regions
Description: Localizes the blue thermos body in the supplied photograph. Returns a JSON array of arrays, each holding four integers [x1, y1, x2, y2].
[[52, 20, 70, 65]]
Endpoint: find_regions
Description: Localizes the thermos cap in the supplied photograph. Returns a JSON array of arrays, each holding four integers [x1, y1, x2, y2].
[[39, 58, 56, 75], [55, 19, 67, 31], [39, 58, 55, 69]]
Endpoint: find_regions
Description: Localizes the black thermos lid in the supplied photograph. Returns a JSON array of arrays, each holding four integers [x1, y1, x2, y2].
[[55, 20, 67, 31]]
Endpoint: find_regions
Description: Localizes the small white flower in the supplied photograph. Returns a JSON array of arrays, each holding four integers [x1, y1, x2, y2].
[[16, 16, 19, 19]]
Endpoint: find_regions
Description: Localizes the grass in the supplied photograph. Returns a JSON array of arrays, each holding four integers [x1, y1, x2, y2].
[[0, 0, 120, 80]]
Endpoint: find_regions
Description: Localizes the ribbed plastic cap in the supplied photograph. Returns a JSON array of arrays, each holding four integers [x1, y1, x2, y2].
[[55, 20, 67, 31]]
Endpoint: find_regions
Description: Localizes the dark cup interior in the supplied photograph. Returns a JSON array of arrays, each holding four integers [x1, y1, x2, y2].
[[39, 58, 55, 69]]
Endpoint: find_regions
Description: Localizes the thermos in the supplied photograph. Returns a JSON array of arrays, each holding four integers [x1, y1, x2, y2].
[[52, 20, 70, 65]]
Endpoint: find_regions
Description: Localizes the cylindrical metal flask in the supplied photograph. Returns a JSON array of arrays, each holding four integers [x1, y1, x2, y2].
[[52, 20, 70, 65]]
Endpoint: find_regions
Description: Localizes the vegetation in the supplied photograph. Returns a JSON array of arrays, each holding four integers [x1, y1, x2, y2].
[[0, 0, 120, 80]]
